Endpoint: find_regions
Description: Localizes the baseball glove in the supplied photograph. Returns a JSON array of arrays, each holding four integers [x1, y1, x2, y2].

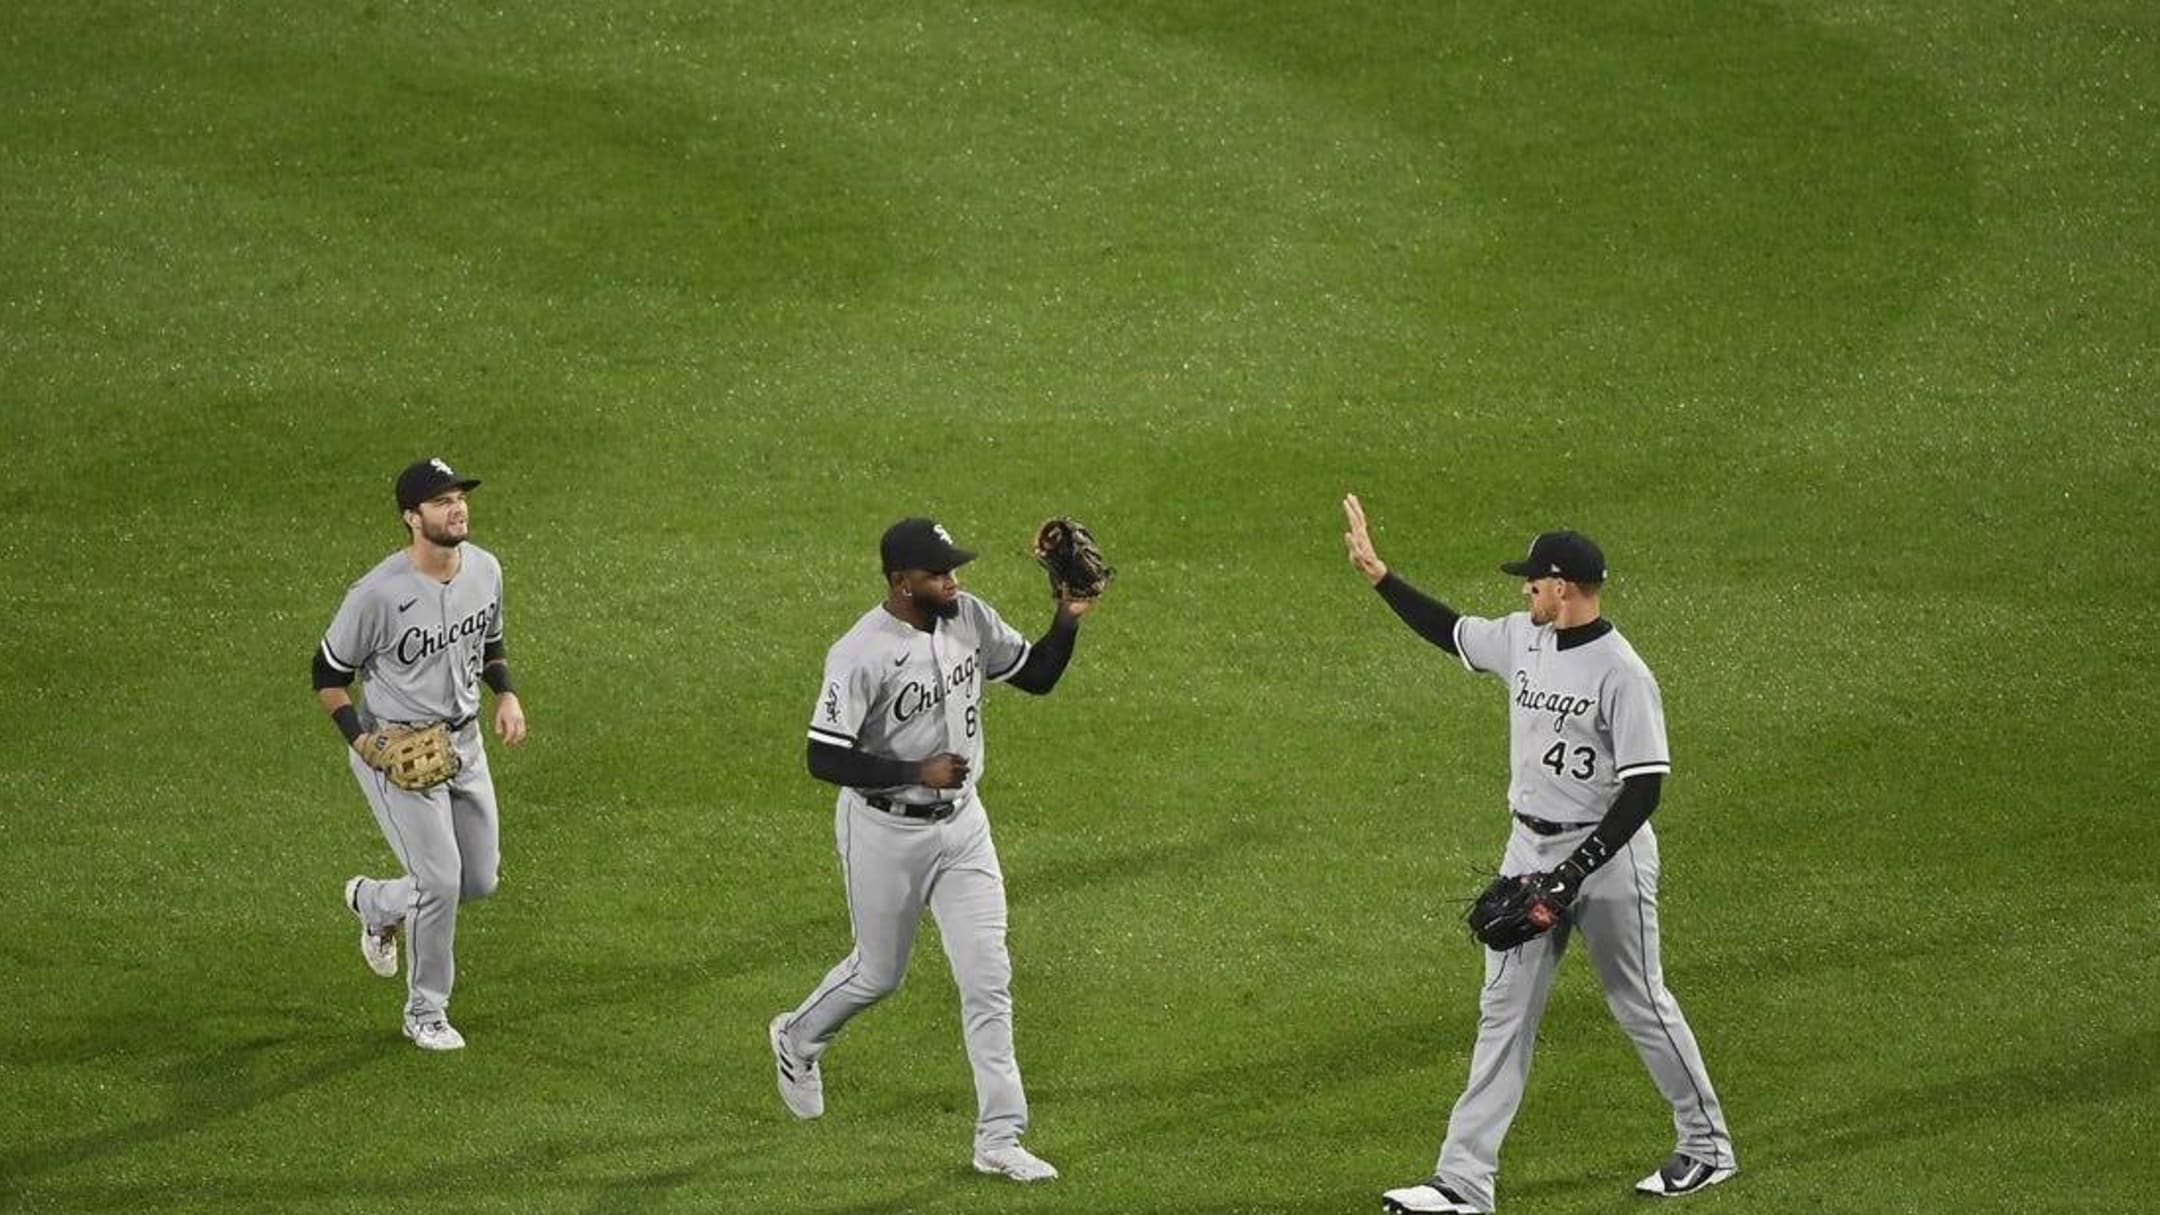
[[1032, 517, 1114, 600], [358, 724, 460, 791], [1466, 871, 1575, 951]]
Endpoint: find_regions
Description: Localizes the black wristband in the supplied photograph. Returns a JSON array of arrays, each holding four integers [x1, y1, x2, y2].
[[331, 703, 364, 745], [483, 663, 516, 696]]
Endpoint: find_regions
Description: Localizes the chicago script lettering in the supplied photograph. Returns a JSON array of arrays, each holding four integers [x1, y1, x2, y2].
[[891, 654, 981, 724], [395, 603, 498, 665], [1514, 670, 1595, 732]]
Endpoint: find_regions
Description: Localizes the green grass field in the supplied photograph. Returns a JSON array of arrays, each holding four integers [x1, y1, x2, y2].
[[4, 2, 2155, 1211]]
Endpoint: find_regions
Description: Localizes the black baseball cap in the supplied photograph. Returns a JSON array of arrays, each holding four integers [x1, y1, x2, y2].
[[881, 517, 975, 574], [1500, 530, 1607, 584], [395, 457, 481, 511]]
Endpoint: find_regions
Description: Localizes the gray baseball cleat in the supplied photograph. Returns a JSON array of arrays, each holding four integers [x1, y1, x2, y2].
[[768, 1014, 824, 1118], [343, 877, 398, 978], [1380, 1177, 1482, 1214], [973, 1143, 1059, 1183], [1635, 1153, 1736, 1197], [402, 1017, 465, 1052]]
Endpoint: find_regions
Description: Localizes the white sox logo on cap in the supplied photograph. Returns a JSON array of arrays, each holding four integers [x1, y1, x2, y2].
[[395, 456, 482, 511], [1501, 530, 1606, 584], [880, 517, 976, 573]]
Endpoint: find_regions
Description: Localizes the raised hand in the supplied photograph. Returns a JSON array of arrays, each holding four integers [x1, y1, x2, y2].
[[1342, 493, 1389, 585]]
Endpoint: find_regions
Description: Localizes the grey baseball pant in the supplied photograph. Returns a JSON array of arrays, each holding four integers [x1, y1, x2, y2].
[[780, 788, 1028, 1153], [345, 721, 499, 1024], [1432, 820, 1734, 1211]]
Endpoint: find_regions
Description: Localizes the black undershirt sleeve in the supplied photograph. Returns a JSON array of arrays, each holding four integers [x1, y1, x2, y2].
[[1005, 613, 1079, 695], [807, 740, 922, 789], [312, 647, 356, 690], [312, 649, 362, 742], [1563, 772, 1663, 880], [1374, 571, 1462, 655], [480, 639, 515, 694]]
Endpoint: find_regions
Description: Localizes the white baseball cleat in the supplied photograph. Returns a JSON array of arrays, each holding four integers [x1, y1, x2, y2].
[[768, 1014, 824, 1119], [343, 877, 398, 978], [973, 1143, 1059, 1183], [1380, 1176, 1482, 1214], [1635, 1153, 1736, 1197], [402, 1018, 466, 1052]]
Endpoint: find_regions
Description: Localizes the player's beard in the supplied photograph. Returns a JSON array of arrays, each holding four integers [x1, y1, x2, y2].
[[420, 518, 468, 548], [928, 596, 962, 620]]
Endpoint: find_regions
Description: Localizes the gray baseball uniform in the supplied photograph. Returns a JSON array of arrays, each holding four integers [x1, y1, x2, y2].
[[783, 591, 1034, 1153], [320, 545, 506, 1024], [1428, 612, 1734, 1211]]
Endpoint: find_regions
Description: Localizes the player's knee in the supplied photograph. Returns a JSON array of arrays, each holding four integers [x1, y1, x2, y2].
[[1605, 982, 1674, 1022], [856, 968, 906, 1001], [411, 861, 463, 905], [956, 959, 1013, 1002], [461, 867, 499, 903], [957, 986, 1012, 1020]]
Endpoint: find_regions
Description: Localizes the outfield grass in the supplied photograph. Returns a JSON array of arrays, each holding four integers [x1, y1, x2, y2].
[[3, 2, 2155, 1212]]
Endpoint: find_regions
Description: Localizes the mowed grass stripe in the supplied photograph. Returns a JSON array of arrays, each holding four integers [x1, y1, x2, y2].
[[2, 2, 2155, 1212]]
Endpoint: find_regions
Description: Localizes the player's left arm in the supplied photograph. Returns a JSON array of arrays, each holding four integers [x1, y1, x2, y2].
[[1552, 670, 1670, 891], [1004, 599, 1088, 695], [1552, 773, 1662, 892], [482, 576, 525, 746]]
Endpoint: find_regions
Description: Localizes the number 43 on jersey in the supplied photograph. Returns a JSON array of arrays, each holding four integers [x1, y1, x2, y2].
[[1542, 742, 1596, 780]]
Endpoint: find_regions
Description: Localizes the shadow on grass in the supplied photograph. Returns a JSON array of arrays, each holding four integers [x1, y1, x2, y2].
[[1497, 1164, 1630, 1209], [6, 1128, 774, 1213], [0, 1027, 378, 1185], [475, 821, 1281, 1017], [797, 1173, 964, 1215], [1048, 1005, 1451, 1131], [1011, 821, 1284, 905], [1766, 1027, 2158, 1166]]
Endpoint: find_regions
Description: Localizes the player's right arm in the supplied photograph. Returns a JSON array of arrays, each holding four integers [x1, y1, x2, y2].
[[1344, 493, 1467, 657], [806, 743, 968, 790], [803, 644, 967, 790], [313, 580, 382, 750]]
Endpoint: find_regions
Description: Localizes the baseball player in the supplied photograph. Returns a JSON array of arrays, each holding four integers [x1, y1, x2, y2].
[[1341, 495, 1736, 1213], [312, 458, 526, 1052], [769, 517, 1093, 1183]]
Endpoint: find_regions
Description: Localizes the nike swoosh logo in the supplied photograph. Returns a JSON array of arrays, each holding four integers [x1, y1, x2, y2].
[[398, 599, 419, 613], [893, 654, 908, 667]]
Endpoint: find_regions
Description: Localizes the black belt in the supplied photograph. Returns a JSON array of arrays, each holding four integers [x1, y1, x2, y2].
[[864, 794, 960, 822], [1515, 813, 1592, 836], [379, 715, 475, 732]]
